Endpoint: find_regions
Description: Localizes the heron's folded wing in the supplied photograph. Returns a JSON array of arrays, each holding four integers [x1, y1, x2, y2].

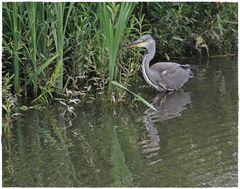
[[151, 62, 191, 90]]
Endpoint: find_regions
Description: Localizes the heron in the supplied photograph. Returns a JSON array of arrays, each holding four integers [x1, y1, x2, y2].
[[126, 34, 193, 92]]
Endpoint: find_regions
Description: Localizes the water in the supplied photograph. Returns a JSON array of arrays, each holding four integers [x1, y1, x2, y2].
[[2, 57, 238, 187]]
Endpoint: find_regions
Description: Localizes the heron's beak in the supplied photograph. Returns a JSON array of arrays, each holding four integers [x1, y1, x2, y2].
[[126, 39, 143, 48], [126, 43, 137, 48]]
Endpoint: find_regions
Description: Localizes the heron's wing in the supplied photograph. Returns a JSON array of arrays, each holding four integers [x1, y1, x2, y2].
[[150, 62, 191, 90]]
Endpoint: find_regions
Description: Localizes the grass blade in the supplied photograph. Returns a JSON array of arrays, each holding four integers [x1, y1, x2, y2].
[[12, 2, 19, 94], [54, 2, 64, 92], [63, 2, 74, 36], [99, 3, 136, 93], [28, 2, 37, 96], [26, 54, 59, 86], [37, 2, 46, 56], [111, 81, 157, 112]]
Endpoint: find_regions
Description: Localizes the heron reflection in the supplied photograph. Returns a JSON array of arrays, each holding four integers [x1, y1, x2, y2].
[[142, 90, 192, 159]]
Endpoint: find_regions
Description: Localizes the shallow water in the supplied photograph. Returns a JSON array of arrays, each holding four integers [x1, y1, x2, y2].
[[2, 57, 238, 187]]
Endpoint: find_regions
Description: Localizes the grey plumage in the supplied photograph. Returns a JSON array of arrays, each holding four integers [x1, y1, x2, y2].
[[127, 34, 193, 92], [150, 62, 192, 90]]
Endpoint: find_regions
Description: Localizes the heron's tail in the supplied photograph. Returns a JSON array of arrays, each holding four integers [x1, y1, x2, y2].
[[180, 64, 197, 70], [180, 64, 196, 77]]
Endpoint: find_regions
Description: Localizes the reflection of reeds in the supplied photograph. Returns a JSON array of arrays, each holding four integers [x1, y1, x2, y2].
[[111, 126, 133, 186], [2, 108, 79, 186]]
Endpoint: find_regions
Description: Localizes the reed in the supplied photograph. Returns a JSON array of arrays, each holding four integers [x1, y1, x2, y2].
[[2, 2, 237, 106], [12, 2, 19, 94], [37, 2, 46, 57], [52, 2, 74, 93], [54, 3, 64, 92], [98, 2, 136, 93], [28, 2, 37, 96]]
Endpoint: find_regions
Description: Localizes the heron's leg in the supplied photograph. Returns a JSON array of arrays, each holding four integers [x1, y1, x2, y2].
[[156, 87, 165, 92], [158, 81, 168, 91], [156, 84, 167, 93], [166, 89, 176, 94]]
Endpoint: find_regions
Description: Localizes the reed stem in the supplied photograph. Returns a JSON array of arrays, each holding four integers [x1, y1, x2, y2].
[[99, 2, 136, 93], [29, 2, 37, 96], [12, 2, 19, 94], [55, 3, 64, 92]]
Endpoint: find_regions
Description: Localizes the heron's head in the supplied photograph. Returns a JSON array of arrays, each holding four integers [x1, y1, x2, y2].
[[126, 34, 154, 49]]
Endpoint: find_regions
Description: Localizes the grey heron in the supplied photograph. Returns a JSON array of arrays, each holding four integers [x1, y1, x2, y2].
[[126, 34, 193, 92]]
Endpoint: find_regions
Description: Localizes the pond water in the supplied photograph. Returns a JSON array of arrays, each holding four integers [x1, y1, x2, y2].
[[2, 57, 238, 187]]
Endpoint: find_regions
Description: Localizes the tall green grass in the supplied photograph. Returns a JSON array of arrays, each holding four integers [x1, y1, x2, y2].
[[54, 3, 64, 92], [3, 2, 74, 101], [98, 2, 136, 93], [52, 2, 74, 93], [28, 2, 37, 96], [12, 2, 19, 94], [37, 2, 46, 56], [2, 2, 237, 106]]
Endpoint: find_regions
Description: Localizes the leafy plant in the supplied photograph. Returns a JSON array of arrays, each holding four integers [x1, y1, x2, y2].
[[98, 2, 136, 93]]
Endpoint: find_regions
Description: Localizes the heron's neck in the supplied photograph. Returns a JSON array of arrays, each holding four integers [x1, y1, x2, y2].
[[142, 41, 156, 87], [145, 42, 156, 62], [143, 41, 155, 68]]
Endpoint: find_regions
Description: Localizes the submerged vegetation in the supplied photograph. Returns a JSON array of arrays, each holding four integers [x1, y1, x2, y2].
[[2, 2, 238, 120]]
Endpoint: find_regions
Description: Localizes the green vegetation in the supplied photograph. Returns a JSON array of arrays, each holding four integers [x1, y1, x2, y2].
[[2, 2, 238, 115], [12, 2, 19, 94], [98, 3, 135, 92], [141, 2, 238, 58]]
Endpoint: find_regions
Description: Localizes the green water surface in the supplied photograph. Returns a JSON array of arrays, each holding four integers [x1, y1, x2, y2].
[[2, 57, 238, 187]]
